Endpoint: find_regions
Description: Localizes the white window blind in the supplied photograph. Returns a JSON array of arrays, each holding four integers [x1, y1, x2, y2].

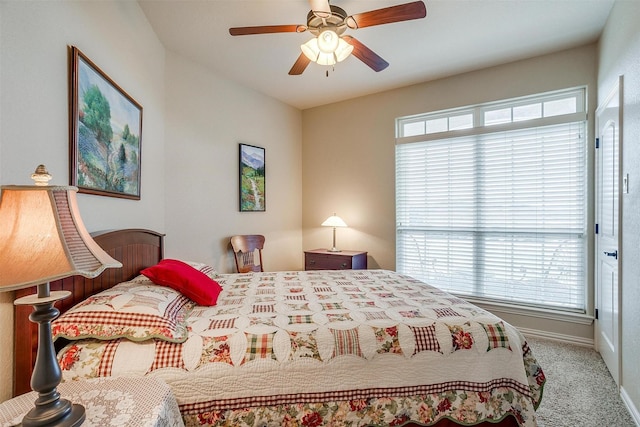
[[396, 90, 587, 312]]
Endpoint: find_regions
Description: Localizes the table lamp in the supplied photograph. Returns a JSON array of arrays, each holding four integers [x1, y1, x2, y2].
[[321, 213, 347, 252], [0, 165, 122, 427]]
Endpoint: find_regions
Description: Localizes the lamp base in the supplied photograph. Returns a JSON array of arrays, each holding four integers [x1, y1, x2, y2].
[[327, 247, 342, 252], [14, 287, 85, 427], [21, 401, 85, 427]]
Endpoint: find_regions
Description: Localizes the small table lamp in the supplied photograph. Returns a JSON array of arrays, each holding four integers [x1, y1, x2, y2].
[[321, 213, 347, 252], [0, 165, 122, 427]]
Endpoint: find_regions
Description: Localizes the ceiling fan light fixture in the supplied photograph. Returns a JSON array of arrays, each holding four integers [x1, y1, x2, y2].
[[230, 1, 428, 75], [301, 37, 338, 65], [316, 51, 337, 66], [301, 33, 351, 66], [301, 38, 320, 62], [335, 37, 354, 62], [317, 29, 339, 53]]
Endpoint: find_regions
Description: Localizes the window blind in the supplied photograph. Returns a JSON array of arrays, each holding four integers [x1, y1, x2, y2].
[[396, 121, 586, 311]]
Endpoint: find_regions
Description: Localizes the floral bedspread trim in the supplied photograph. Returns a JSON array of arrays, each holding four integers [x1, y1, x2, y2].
[[179, 379, 532, 413], [521, 342, 545, 410], [181, 387, 537, 427]]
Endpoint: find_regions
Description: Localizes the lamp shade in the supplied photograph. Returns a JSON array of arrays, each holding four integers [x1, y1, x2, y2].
[[317, 29, 339, 53], [0, 173, 122, 427], [334, 38, 354, 62], [0, 185, 122, 291], [322, 214, 347, 228], [321, 213, 347, 252], [301, 32, 353, 67]]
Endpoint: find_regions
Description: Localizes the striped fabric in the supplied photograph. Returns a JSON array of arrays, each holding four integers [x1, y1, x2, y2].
[[409, 324, 442, 355], [198, 264, 217, 278], [285, 295, 307, 300], [364, 311, 391, 321], [209, 318, 236, 329], [433, 307, 462, 318], [482, 322, 512, 351], [97, 340, 120, 377], [252, 304, 275, 313], [386, 300, 410, 307], [150, 341, 184, 371], [331, 328, 363, 358], [288, 314, 313, 324]]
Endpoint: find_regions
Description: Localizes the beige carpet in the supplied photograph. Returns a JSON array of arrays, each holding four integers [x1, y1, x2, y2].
[[526, 336, 636, 427]]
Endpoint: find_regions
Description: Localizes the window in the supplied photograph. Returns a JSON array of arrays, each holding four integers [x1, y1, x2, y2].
[[395, 88, 587, 312]]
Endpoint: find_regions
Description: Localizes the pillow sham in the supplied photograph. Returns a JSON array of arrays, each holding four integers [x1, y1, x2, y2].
[[183, 260, 219, 280], [141, 259, 223, 306], [130, 259, 219, 283], [52, 281, 194, 343]]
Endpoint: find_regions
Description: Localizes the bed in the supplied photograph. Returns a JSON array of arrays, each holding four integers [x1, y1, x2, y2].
[[13, 229, 544, 427]]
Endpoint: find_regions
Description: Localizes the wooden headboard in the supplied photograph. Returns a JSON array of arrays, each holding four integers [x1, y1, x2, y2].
[[13, 228, 165, 396]]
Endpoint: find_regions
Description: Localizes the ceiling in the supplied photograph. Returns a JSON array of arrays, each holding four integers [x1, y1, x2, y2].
[[138, 0, 615, 110]]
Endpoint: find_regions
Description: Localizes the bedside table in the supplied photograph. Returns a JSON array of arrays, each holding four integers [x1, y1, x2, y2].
[[0, 377, 184, 427], [304, 249, 368, 270]]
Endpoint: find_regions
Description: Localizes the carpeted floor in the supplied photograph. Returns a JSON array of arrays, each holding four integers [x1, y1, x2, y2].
[[526, 336, 636, 427]]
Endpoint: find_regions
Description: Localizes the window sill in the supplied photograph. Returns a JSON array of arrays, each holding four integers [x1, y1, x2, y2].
[[461, 296, 594, 326]]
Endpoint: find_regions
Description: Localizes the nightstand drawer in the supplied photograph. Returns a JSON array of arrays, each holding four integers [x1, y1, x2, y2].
[[304, 249, 367, 270]]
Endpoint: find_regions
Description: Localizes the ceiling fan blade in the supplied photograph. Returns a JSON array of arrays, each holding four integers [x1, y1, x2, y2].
[[342, 36, 389, 72], [289, 53, 312, 75], [229, 25, 306, 36], [309, 0, 331, 18], [346, 1, 426, 29]]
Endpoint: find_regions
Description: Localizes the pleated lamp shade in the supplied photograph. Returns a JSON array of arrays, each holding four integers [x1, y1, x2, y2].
[[0, 185, 122, 291], [0, 175, 122, 426]]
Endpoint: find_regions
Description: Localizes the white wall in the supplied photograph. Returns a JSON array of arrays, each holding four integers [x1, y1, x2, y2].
[[0, 0, 303, 401], [0, 0, 166, 400], [598, 0, 640, 421], [163, 51, 303, 273], [302, 44, 598, 343]]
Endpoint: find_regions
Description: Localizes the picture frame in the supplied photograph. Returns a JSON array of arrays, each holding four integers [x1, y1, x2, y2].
[[69, 46, 143, 200], [239, 143, 265, 212]]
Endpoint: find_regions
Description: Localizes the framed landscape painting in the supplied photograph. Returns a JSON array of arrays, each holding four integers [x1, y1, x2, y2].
[[70, 46, 142, 199], [239, 143, 265, 212]]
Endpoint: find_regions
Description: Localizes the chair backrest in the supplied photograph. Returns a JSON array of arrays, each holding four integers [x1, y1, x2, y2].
[[230, 234, 265, 273]]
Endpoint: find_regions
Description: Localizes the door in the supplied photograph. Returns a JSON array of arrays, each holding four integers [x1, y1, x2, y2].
[[595, 77, 622, 386]]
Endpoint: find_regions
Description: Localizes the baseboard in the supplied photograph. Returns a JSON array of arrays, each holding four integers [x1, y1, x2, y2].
[[518, 326, 594, 347], [621, 386, 640, 426]]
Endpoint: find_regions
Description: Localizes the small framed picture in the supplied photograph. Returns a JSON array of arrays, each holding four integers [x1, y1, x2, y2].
[[69, 46, 143, 199], [239, 143, 265, 212]]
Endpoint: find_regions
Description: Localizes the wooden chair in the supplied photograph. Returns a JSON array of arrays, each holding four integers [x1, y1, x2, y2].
[[230, 234, 265, 273]]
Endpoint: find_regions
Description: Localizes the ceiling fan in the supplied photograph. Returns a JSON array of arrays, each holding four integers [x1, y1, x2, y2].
[[229, 0, 427, 75]]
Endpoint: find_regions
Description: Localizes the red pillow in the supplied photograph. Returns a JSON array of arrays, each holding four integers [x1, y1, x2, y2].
[[141, 259, 222, 306]]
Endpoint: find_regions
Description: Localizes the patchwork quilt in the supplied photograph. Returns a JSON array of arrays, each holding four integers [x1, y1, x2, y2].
[[57, 269, 545, 427]]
